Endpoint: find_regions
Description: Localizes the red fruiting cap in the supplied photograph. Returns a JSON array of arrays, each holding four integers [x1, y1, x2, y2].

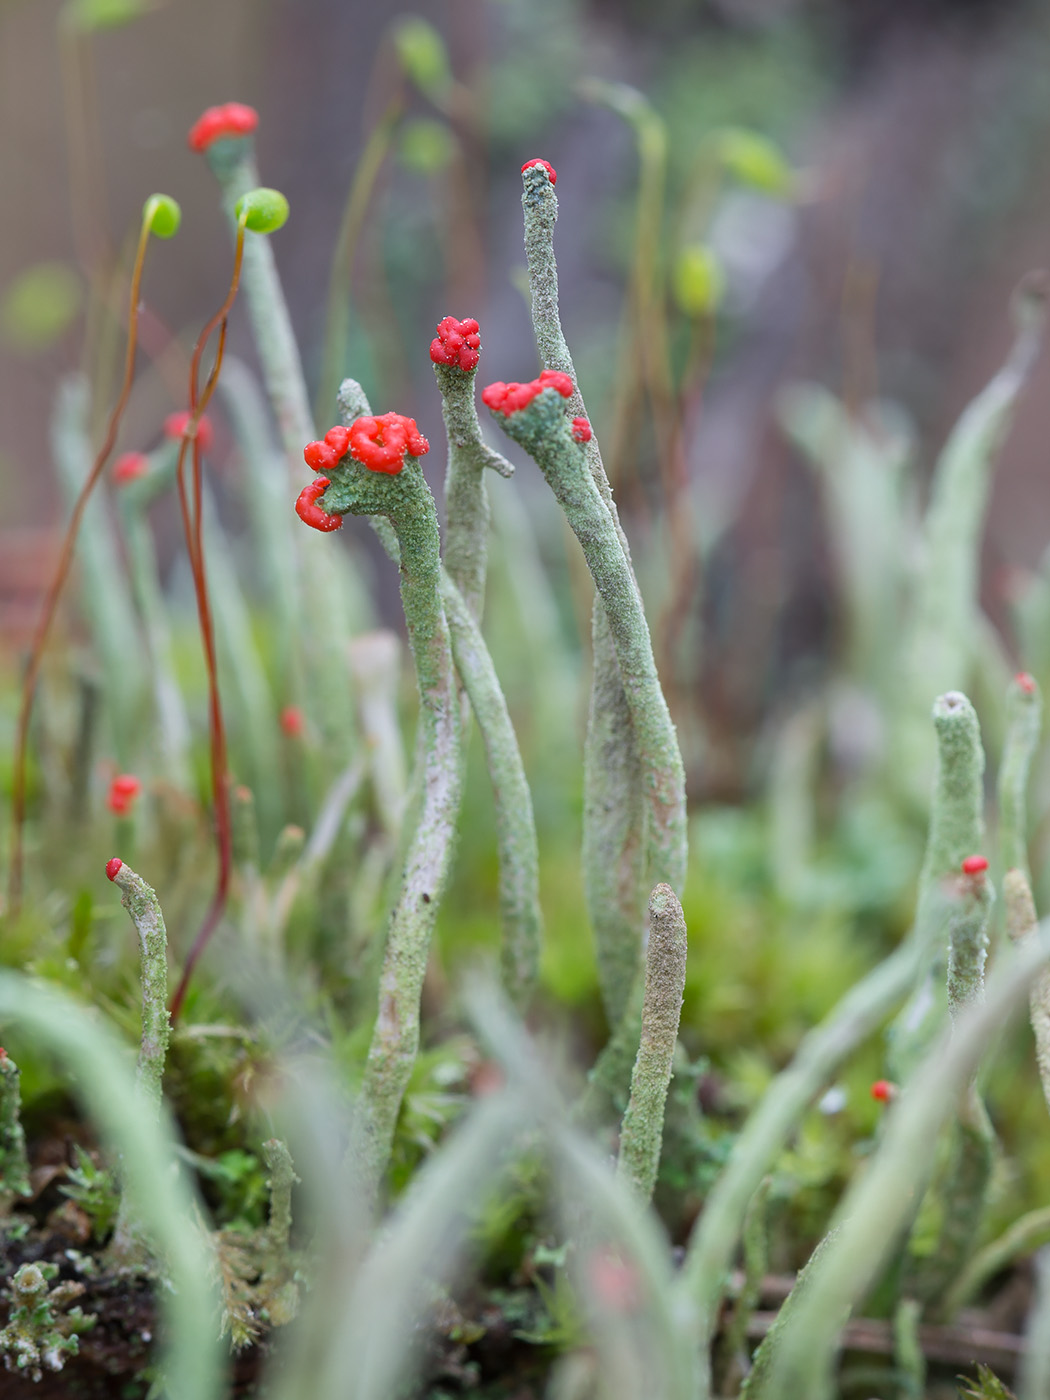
[[113, 451, 149, 485], [107, 774, 141, 816], [870, 1079, 896, 1103], [187, 102, 259, 153], [303, 426, 353, 473], [105, 857, 123, 882], [295, 477, 343, 532], [1016, 672, 1037, 694], [521, 158, 557, 185], [962, 854, 989, 875], [280, 705, 305, 737], [164, 410, 214, 453], [430, 316, 482, 373], [571, 417, 592, 443], [481, 368, 574, 416], [349, 412, 430, 474]]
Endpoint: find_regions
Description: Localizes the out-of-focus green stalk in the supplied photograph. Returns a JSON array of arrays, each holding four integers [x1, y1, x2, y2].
[[998, 671, 1042, 879], [52, 376, 146, 763]]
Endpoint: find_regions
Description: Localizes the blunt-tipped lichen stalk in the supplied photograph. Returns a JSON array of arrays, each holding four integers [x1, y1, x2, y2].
[[335, 379, 543, 1011], [888, 690, 985, 1080], [9, 193, 179, 912], [313, 437, 462, 1198], [430, 320, 514, 621], [0, 1049, 31, 1204], [1005, 867, 1050, 1116], [486, 385, 687, 899], [615, 884, 687, 1201], [675, 888, 952, 1396], [521, 159, 650, 1027], [105, 857, 171, 1259], [999, 672, 1042, 879]]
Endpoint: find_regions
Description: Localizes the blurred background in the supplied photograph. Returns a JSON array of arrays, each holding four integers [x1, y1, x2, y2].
[[3, 0, 1050, 803]]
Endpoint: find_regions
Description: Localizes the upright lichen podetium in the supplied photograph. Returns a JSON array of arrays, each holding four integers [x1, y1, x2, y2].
[[888, 690, 985, 1081], [519, 159, 659, 1028], [0, 1048, 31, 1204], [297, 416, 462, 1201], [616, 885, 687, 1201], [483, 375, 687, 901], [104, 857, 172, 1259], [430, 316, 514, 622], [998, 671, 1042, 880]]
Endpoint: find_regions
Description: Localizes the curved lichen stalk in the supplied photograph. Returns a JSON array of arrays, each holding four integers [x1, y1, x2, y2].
[[303, 430, 463, 1198], [998, 671, 1042, 880], [335, 379, 543, 1012], [521, 159, 652, 1027], [484, 380, 687, 899]]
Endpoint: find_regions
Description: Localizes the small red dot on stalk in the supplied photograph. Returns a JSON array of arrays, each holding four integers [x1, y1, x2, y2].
[[870, 1079, 896, 1103], [430, 316, 482, 373], [280, 705, 305, 737], [187, 102, 259, 153], [1016, 672, 1037, 694], [571, 417, 592, 443], [295, 477, 343, 532], [962, 854, 989, 875], [164, 410, 214, 453], [105, 857, 123, 882], [113, 452, 149, 485], [521, 158, 557, 185]]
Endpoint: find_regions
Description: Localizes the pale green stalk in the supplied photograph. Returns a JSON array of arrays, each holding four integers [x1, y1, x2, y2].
[[201, 134, 368, 766], [319, 456, 462, 1200], [0, 973, 223, 1400], [432, 358, 514, 622], [522, 159, 649, 1027], [888, 690, 985, 1080], [739, 1229, 842, 1400], [1019, 1247, 1050, 1400], [998, 672, 1042, 879], [616, 884, 687, 1200], [338, 379, 543, 1010], [489, 389, 687, 898], [1005, 867, 1050, 1116], [895, 275, 1047, 803], [52, 375, 146, 762], [674, 890, 951, 1397], [109, 860, 172, 1260], [116, 452, 192, 788], [0, 1051, 31, 1203], [762, 921, 1050, 1400], [348, 631, 407, 840], [719, 1178, 770, 1391], [943, 1203, 1050, 1317]]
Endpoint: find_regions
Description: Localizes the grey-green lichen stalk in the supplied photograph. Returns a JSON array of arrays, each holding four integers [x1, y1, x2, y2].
[[319, 454, 462, 1199], [615, 884, 687, 1200], [1005, 867, 1050, 1116], [109, 861, 170, 1112], [521, 160, 652, 1028], [486, 388, 687, 899], [998, 672, 1042, 879], [0, 1049, 31, 1204], [888, 690, 985, 1080]]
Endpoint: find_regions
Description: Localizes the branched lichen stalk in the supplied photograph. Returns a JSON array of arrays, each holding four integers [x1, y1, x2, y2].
[[998, 672, 1042, 879], [616, 884, 687, 1200], [1005, 867, 1050, 1116], [888, 691, 985, 1080], [0, 1050, 31, 1203], [489, 391, 687, 897], [433, 359, 514, 623], [319, 457, 462, 1199], [337, 380, 543, 1011], [522, 162, 650, 1027]]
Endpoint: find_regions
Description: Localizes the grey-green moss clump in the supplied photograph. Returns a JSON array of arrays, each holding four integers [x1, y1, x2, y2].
[[616, 884, 687, 1201], [0, 1264, 94, 1383]]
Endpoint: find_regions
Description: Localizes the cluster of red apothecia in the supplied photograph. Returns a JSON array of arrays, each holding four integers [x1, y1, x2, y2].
[[481, 368, 573, 414], [429, 316, 481, 373], [187, 102, 259, 153]]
